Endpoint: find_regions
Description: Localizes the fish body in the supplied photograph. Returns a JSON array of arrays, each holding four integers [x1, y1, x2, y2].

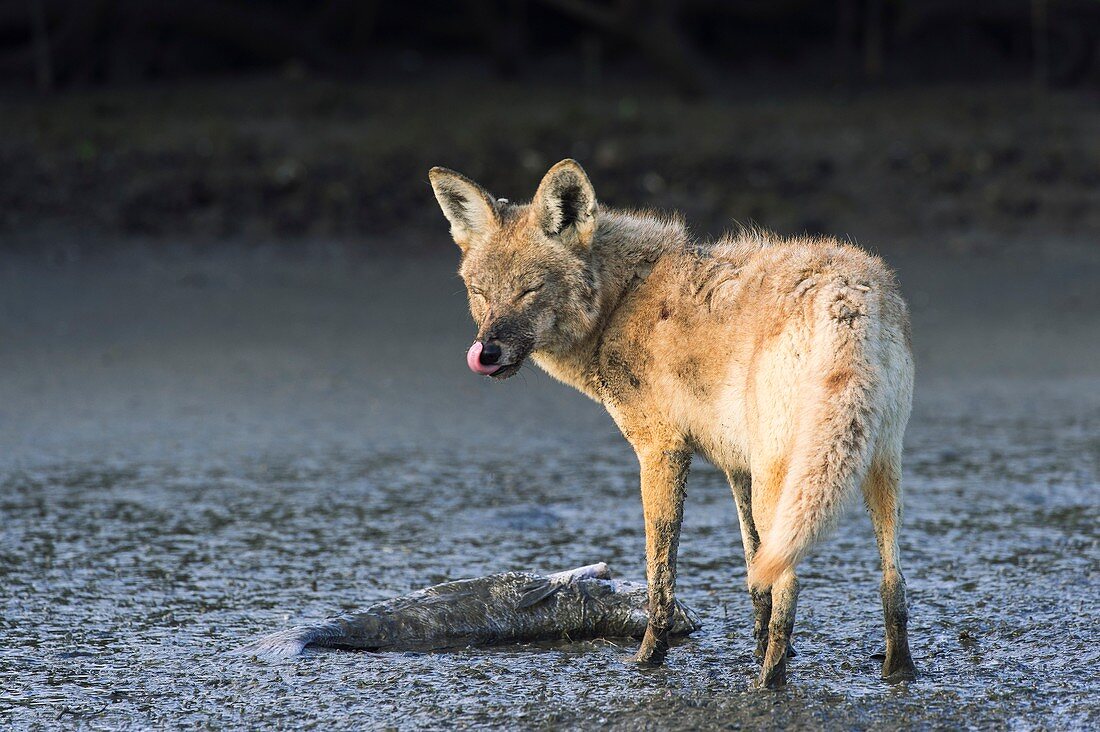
[[241, 564, 700, 658]]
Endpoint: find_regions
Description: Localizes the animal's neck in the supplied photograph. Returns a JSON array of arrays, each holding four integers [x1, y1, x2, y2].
[[534, 208, 687, 398], [592, 209, 683, 305]]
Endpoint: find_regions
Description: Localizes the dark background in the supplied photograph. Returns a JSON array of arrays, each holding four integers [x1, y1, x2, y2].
[[6, 1, 1100, 89], [1, 0, 1099, 251]]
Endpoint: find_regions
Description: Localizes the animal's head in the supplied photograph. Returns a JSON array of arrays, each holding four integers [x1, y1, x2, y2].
[[429, 159, 602, 379]]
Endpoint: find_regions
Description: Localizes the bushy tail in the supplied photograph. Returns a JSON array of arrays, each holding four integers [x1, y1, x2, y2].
[[234, 619, 349, 659], [747, 282, 882, 591]]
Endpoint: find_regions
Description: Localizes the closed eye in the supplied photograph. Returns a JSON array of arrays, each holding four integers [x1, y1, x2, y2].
[[520, 283, 544, 298]]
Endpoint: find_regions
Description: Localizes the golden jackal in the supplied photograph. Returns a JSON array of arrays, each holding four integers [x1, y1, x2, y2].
[[429, 159, 916, 688]]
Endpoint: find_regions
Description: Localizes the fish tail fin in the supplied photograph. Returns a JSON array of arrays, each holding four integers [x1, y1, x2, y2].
[[234, 620, 347, 659]]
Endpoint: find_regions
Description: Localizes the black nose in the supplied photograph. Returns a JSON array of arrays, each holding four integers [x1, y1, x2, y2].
[[479, 341, 502, 365]]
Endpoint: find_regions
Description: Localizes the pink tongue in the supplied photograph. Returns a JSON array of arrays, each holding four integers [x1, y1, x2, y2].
[[466, 341, 501, 375]]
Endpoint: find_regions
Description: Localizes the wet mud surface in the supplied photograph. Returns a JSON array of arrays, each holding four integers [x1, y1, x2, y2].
[[1, 246, 1097, 729]]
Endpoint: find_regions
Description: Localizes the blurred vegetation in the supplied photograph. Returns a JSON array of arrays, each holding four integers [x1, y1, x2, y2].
[[2, 78, 1097, 251], [2, 1, 1099, 92], [1, 2, 1098, 251]]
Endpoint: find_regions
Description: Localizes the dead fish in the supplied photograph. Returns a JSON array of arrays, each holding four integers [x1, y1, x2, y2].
[[239, 563, 700, 658]]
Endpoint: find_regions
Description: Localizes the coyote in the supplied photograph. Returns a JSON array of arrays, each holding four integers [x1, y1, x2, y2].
[[429, 160, 916, 688]]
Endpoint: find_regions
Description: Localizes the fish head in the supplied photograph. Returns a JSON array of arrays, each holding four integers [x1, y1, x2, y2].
[[671, 600, 703, 635], [610, 580, 701, 636]]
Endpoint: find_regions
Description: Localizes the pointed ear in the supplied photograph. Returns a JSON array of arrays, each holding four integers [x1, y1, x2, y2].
[[532, 159, 597, 249], [429, 167, 500, 251]]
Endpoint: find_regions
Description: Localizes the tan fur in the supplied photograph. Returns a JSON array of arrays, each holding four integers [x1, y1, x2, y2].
[[429, 160, 916, 685]]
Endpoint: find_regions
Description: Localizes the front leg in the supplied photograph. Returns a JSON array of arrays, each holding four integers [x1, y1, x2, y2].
[[633, 444, 691, 666]]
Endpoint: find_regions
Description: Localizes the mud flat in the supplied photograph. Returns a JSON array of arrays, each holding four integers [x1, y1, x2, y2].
[[0, 241, 1096, 729]]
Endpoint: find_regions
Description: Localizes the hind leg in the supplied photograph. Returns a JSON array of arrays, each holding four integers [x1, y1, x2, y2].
[[863, 457, 917, 681], [726, 469, 773, 659], [747, 459, 800, 688], [757, 568, 798, 689]]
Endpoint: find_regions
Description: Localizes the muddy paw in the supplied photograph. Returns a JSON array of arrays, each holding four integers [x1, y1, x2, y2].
[[754, 661, 787, 690], [882, 656, 917, 683], [631, 644, 668, 667], [628, 651, 665, 668], [632, 627, 669, 666]]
